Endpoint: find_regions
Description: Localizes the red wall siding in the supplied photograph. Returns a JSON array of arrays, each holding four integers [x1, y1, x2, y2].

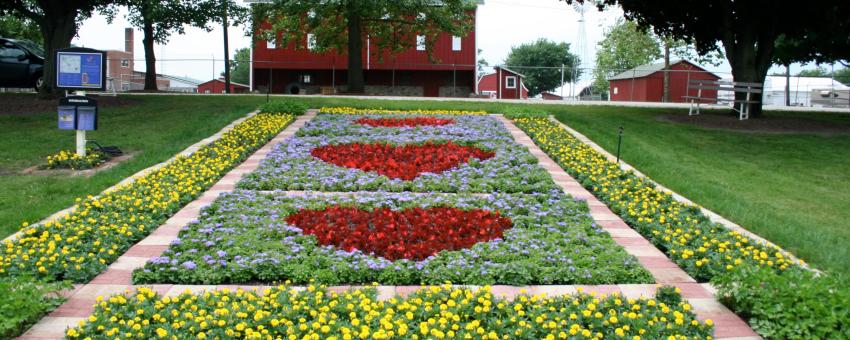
[[609, 61, 720, 102], [253, 10, 476, 71], [198, 80, 249, 94]]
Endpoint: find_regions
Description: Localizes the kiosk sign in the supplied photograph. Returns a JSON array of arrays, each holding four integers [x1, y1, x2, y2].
[[55, 47, 106, 91]]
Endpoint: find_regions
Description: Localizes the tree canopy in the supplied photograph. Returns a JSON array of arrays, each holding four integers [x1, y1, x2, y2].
[[223, 47, 250, 85], [592, 19, 659, 94], [253, 0, 474, 93], [565, 0, 850, 117], [504, 38, 579, 97], [0, 14, 42, 44], [1, 0, 114, 96]]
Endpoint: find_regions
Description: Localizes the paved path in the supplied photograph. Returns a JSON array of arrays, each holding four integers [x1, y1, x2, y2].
[[18, 111, 759, 339]]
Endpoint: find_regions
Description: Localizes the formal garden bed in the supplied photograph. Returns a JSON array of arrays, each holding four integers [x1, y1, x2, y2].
[[240, 113, 556, 193], [133, 191, 652, 285], [68, 284, 712, 339]]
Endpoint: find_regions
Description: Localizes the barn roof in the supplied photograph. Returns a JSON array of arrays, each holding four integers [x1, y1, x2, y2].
[[494, 66, 525, 78], [608, 59, 720, 81]]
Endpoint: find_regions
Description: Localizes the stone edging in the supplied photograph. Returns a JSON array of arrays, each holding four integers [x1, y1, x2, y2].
[[546, 115, 810, 272], [2, 110, 260, 244]]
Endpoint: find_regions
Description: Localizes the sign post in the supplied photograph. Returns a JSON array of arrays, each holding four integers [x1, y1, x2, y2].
[[55, 48, 106, 157]]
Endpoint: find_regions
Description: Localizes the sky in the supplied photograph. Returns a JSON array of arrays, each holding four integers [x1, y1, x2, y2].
[[72, 0, 834, 90]]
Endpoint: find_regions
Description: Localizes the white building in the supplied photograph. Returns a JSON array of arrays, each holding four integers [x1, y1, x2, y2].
[[720, 76, 848, 107]]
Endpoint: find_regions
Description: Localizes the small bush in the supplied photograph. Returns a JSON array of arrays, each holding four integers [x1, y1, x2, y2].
[[258, 100, 307, 115], [713, 265, 850, 339], [0, 277, 71, 338]]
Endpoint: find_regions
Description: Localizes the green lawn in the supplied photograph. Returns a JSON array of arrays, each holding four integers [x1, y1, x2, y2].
[[0, 95, 268, 238], [2, 94, 848, 278]]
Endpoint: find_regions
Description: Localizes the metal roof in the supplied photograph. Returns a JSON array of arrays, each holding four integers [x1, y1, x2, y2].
[[608, 59, 719, 81]]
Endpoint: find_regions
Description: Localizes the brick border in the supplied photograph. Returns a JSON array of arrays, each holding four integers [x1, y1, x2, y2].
[[18, 111, 758, 339]]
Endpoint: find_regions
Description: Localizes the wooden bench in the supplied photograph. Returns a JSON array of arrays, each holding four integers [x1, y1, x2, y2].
[[683, 79, 763, 120]]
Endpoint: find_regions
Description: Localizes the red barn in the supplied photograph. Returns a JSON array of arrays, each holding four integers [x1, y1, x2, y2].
[[251, 7, 480, 97], [198, 78, 250, 94], [476, 66, 529, 99], [608, 60, 720, 102], [541, 92, 563, 100]]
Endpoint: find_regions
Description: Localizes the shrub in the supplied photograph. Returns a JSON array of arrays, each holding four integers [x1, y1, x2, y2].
[[713, 265, 850, 339], [258, 100, 307, 115], [0, 277, 71, 338]]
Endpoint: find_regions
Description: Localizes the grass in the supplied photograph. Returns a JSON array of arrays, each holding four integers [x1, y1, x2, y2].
[[2, 93, 848, 277], [0, 95, 268, 238]]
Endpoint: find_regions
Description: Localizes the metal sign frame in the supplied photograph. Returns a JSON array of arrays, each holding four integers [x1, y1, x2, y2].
[[55, 47, 107, 91]]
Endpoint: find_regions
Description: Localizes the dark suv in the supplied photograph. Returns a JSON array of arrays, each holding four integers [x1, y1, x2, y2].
[[0, 38, 44, 91]]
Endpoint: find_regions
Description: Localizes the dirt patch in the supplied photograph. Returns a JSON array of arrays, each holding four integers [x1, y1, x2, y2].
[[657, 112, 850, 136], [21, 152, 136, 177], [0, 93, 139, 116]]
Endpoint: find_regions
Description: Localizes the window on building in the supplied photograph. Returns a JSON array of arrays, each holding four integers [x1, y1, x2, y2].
[[613, 87, 618, 95], [205, 89, 211, 94], [505, 76, 516, 89], [121, 59, 129, 67], [266, 37, 276, 49], [121, 82, 130, 91], [302, 74, 311, 84], [452, 36, 461, 51], [307, 33, 316, 50], [416, 35, 426, 51]]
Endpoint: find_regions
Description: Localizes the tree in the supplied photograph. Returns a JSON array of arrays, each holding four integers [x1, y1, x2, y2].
[[592, 19, 660, 94], [565, 0, 850, 117], [477, 48, 488, 74], [0, 14, 42, 43], [833, 67, 850, 85], [504, 38, 579, 97], [796, 67, 830, 78], [1, 0, 113, 96], [222, 47, 250, 84], [254, 1, 474, 94], [107, 0, 246, 90]]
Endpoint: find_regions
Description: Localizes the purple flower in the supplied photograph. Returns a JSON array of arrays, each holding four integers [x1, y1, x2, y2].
[[182, 261, 197, 270]]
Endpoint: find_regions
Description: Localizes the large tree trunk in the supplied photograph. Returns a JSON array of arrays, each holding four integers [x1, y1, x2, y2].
[[38, 9, 76, 98], [784, 64, 790, 106], [346, 11, 364, 94], [720, 10, 776, 118], [142, 17, 158, 91]]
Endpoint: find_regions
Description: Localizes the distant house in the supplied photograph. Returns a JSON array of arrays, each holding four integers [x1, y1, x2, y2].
[[477, 66, 528, 99], [608, 59, 720, 102], [541, 92, 563, 100], [198, 78, 250, 94]]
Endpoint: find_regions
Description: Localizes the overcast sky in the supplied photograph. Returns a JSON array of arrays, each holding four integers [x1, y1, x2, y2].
[[73, 0, 831, 88]]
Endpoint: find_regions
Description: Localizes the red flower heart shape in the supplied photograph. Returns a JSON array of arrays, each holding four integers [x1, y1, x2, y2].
[[286, 206, 513, 261], [310, 142, 495, 180], [355, 117, 455, 127]]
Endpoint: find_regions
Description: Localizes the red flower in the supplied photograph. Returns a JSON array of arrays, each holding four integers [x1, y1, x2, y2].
[[311, 142, 495, 180], [355, 117, 455, 127], [286, 206, 513, 261]]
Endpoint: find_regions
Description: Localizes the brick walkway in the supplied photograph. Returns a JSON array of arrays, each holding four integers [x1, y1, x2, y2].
[[18, 111, 759, 339]]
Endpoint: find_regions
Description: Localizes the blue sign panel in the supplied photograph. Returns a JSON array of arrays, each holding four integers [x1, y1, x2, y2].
[[55, 48, 106, 91]]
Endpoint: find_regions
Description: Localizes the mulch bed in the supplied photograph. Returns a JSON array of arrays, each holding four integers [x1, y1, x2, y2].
[[657, 112, 850, 136], [0, 93, 138, 116]]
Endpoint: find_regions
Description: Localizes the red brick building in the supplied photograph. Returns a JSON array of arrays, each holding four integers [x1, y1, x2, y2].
[[105, 28, 136, 91], [608, 60, 721, 102], [476, 66, 528, 99], [198, 78, 250, 94], [251, 8, 480, 97]]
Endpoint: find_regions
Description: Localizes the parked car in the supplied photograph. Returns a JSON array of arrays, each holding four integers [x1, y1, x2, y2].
[[0, 38, 44, 91]]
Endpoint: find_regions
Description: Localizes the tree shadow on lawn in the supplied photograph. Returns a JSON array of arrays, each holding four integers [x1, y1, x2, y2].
[[656, 110, 850, 136]]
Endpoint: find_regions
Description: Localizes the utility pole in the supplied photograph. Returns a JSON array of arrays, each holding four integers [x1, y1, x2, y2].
[[222, 0, 231, 94], [662, 41, 670, 102]]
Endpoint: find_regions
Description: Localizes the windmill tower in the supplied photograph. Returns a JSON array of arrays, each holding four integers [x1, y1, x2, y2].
[[571, 2, 590, 97]]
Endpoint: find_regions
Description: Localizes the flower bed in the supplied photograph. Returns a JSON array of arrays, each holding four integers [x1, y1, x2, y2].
[[44, 148, 110, 170], [0, 113, 295, 282], [319, 106, 487, 116], [241, 114, 556, 193], [133, 191, 653, 285], [509, 114, 850, 337], [355, 116, 455, 127], [295, 114, 512, 140], [311, 141, 495, 181], [68, 284, 713, 339]]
